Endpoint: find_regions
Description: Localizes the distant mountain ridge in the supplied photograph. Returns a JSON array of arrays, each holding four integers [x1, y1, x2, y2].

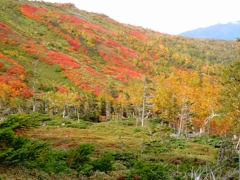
[[179, 21, 240, 40]]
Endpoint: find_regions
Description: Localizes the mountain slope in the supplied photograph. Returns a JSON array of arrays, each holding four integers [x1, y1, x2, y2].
[[179, 21, 240, 40], [0, 0, 237, 94], [1, 1, 240, 179], [0, 0, 239, 133]]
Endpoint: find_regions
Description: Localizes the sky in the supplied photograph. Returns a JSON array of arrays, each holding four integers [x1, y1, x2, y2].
[[43, 0, 240, 35]]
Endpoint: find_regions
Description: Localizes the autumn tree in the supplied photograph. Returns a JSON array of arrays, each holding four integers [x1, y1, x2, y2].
[[220, 61, 240, 134], [153, 73, 180, 132], [122, 77, 144, 125], [153, 68, 221, 137]]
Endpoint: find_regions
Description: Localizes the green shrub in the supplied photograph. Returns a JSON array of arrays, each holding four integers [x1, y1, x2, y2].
[[144, 140, 168, 153], [1, 136, 51, 166], [121, 118, 137, 126], [193, 135, 222, 147], [45, 119, 72, 126], [113, 152, 136, 167], [91, 152, 115, 172], [45, 118, 93, 129], [0, 114, 112, 176], [42, 160, 70, 174], [66, 144, 95, 169], [78, 164, 93, 176], [0, 128, 15, 146], [0, 113, 50, 130], [125, 161, 169, 180], [0, 113, 51, 168], [53, 64, 62, 72], [169, 138, 186, 149], [133, 127, 142, 132], [66, 121, 93, 129]]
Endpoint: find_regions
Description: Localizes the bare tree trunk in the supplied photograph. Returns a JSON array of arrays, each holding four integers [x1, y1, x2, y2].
[[141, 101, 145, 126], [203, 106, 221, 137], [62, 106, 66, 118], [178, 104, 184, 138], [84, 102, 89, 117], [121, 107, 124, 119], [66, 105, 70, 119], [106, 100, 111, 120], [44, 101, 48, 113], [178, 115, 183, 138], [77, 111, 80, 123], [236, 138, 240, 180], [32, 59, 38, 112], [141, 76, 146, 127]]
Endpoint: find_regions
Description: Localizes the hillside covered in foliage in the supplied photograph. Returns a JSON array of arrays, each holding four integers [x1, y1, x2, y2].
[[0, 0, 240, 179], [0, 0, 239, 132]]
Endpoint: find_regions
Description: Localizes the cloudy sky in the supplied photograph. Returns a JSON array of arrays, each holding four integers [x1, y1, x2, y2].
[[44, 0, 240, 35]]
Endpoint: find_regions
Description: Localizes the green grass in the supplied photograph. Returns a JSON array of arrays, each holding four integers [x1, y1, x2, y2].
[[1, 114, 238, 179], [25, 119, 218, 160]]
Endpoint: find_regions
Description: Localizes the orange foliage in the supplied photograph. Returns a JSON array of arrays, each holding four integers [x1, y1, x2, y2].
[[0, 54, 32, 99], [0, 76, 32, 99], [0, 54, 25, 76], [47, 51, 80, 68], [20, 5, 47, 21], [129, 30, 149, 41], [55, 85, 69, 93], [210, 119, 231, 135]]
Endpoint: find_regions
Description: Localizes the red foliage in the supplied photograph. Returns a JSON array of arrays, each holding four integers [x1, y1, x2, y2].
[[121, 46, 136, 57], [20, 4, 114, 53], [103, 55, 122, 66], [6, 67, 25, 76], [21, 5, 39, 14], [115, 73, 127, 82], [106, 39, 121, 47], [23, 42, 38, 54], [21, 89, 33, 98], [105, 38, 136, 58], [134, 174, 139, 179], [68, 38, 81, 50], [0, 22, 12, 39], [114, 66, 142, 82], [0, 22, 5, 28], [47, 51, 80, 68], [0, 75, 32, 98], [101, 67, 115, 75], [59, 14, 114, 35], [0, 32, 6, 38], [0, 53, 25, 76], [20, 5, 47, 21], [65, 70, 102, 94], [75, 94, 82, 100], [129, 30, 149, 41], [98, 50, 105, 56], [68, 38, 88, 52], [85, 66, 97, 75], [55, 85, 69, 93], [16, 4, 142, 96]]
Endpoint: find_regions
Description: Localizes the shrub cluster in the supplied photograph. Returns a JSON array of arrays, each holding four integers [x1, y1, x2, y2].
[[0, 114, 114, 176]]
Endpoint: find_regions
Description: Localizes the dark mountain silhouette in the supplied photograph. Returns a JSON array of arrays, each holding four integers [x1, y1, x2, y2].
[[179, 21, 240, 40]]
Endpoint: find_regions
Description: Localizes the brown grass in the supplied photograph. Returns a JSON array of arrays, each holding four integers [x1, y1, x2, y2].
[[25, 120, 146, 154]]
